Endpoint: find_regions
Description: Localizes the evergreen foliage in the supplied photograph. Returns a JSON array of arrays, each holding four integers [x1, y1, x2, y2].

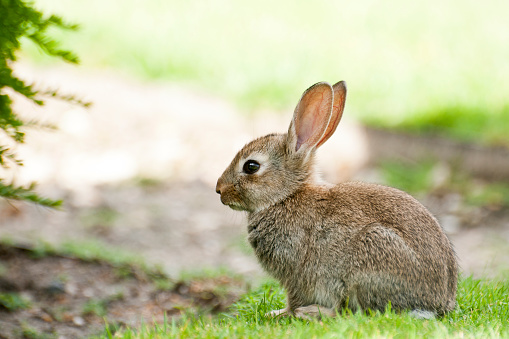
[[0, 0, 81, 207]]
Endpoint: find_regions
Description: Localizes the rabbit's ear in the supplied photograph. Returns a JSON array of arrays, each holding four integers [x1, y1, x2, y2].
[[288, 82, 333, 153], [316, 81, 347, 148]]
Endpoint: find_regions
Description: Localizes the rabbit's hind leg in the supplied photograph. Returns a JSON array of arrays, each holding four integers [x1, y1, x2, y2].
[[409, 309, 436, 319], [294, 305, 337, 320]]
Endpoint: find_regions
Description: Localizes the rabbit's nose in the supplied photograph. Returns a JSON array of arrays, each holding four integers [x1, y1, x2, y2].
[[215, 179, 223, 195]]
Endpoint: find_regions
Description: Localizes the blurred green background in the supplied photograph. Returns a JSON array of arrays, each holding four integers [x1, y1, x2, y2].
[[24, 0, 509, 146]]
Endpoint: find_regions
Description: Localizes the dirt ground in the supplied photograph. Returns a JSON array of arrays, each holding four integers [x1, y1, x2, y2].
[[0, 242, 245, 338], [0, 63, 508, 338]]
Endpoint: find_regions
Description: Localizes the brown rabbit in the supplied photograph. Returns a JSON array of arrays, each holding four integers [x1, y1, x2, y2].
[[216, 81, 457, 319]]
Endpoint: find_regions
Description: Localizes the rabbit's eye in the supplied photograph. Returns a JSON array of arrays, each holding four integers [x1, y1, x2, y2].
[[243, 160, 260, 174]]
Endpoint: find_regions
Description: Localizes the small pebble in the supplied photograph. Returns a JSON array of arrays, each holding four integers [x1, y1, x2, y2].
[[73, 316, 85, 326]]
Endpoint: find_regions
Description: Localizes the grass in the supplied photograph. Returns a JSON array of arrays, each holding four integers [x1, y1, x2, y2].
[[0, 237, 168, 282], [83, 296, 123, 318], [18, 323, 53, 339], [389, 105, 509, 148], [80, 206, 120, 229], [178, 266, 245, 284], [21, 0, 509, 147], [2, 236, 507, 337], [380, 160, 437, 196], [466, 183, 509, 209], [104, 274, 509, 338], [0, 292, 31, 311], [57, 240, 160, 274], [380, 160, 509, 209]]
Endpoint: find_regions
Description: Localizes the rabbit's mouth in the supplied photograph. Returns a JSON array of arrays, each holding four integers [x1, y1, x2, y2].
[[219, 194, 245, 211], [227, 203, 245, 211]]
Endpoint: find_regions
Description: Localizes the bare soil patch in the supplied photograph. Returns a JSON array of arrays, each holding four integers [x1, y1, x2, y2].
[[0, 243, 245, 339]]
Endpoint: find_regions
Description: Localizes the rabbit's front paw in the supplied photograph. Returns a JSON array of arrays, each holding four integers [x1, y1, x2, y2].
[[294, 305, 337, 320], [265, 308, 288, 318]]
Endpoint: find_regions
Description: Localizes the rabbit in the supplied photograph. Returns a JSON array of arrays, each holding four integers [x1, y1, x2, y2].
[[215, 81, 458, 319]]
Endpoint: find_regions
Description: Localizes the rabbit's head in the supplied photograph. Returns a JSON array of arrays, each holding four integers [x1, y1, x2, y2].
[[216, 81, 347, 212]]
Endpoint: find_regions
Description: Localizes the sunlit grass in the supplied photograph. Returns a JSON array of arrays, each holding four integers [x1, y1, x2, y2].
[[106, 274, 509, 338], [17, 239, 167, 280], [380, 160, 509, 208], [390, 105, 509, 147], [23, 0, 509, 146]]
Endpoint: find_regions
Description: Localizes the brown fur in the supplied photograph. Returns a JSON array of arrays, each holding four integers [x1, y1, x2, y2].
[[216, 81, 458, 318]]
